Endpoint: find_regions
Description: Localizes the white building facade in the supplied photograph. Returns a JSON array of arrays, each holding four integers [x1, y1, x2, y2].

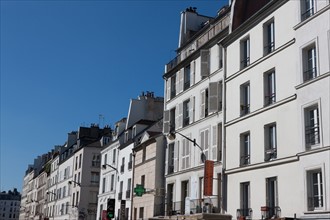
[[222, 0, 330, 219]]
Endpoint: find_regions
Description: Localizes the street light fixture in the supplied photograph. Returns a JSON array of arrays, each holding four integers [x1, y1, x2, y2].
[[167, 130, 206, 163], [68, 180, 81, 187], [102, 163, 118, 173]]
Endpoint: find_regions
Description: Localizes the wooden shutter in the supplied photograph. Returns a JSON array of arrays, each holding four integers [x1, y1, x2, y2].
[[166, 79, 171, 101], [212, 125, 217, 160], [209, 82, 218, 113], [182, 139, 186, 170], [174, 141, 179, 172], [201, 49, 210, 77], [189, 96, 195, 124], [163, 110, 170, 134], [200, 90, 206, 118], [178, 102, 183, 129], [190, 61, 195, 85], [179, 69, 184, 93], [175, 105, 179, 130], [175, 71, 180, 95]]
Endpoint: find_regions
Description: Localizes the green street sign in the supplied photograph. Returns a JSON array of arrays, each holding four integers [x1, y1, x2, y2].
[[134, 184, 145, 197]]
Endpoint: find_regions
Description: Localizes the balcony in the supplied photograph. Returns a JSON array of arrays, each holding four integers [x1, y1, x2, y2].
[[264, 93, 276, 106], [305, 125, 320, 146], [166, 198, 219, 216], [261, 206, 281, 219], [165, 14, 230, 73], [265, 148, 277, 161], [236, 208, 252, 219], [240, 155, 250, 166], [240, 104, 250, 116]]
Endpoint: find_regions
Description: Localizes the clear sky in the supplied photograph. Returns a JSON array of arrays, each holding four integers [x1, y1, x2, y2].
[[0, 0, 227, 192]]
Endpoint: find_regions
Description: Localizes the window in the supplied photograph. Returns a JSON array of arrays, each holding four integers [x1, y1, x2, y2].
[[168, 143, 175, 174], [239, 182, 251, 217], [128, 153, 133, 170], [200, 129, 209, 162], [91, 172, 100, 184], [305, 105, 320, 148], [112, 149, 116, 164], [266, 177, 278, 218], [240, 132, 250, 166], [142, 147, 146, 162], [219, 45, 223, 69], [110, 174, 115, 191], [183, 99, 190, 127], [167, 184, 174, 215], [200, 88, 209, 118], [76, 191, 79, 206], [79, 154, 82, 168], [104, 154, 107, 166], [102, 178, 106, 193], [212, 123, 222, 161], [264, 70, 276, 106], [139, 207, 144, 219], [184, 64, 191, 90], [240, 37, 250, 69], [181, 138, 190, 170], [302, 43, 317, 82], [265, 123, 277, 161], [121, 157, 125, 173], [119, 181, 123, 200], [132, 126, 136, 139], [171, 75, 176, 99], [126, 178, 131, 199], [201, 49, 210, 78], [92, 154, 100, 167], [240, 82, 250, 116], [301, 0, 315, 21], [75, 156, 78, 170], [264, 19, 275, 55], [181, 181, 189, 214], [307, 169, 324, 211], [141, 175, 145, 187]]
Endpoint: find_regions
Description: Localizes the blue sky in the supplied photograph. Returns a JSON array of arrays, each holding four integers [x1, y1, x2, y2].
[[0, 0, 227, 192]]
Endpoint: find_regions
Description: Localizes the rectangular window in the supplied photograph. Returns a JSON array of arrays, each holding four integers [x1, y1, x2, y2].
[[102, 177, 106, 193], [305, 105, 320, 148], [266, 177, 279, 218], [167, 184, 174, 216], [119, 181, 123, 200], [139, 207, 144, 219], [303, 43, 317, 82], [121, 157, 125, 173], [184, 64, 191, 90], [219, 45, 223, 69], [183, 99, 190, 127], [104, 154, 107, 166], [110, 174, 115, 191], [92, 154, 100, 167], [181, 138, 190, 170], [307, 169, 323, 211], [200, 129, 209, 162], [301, 0, 315, 21], [171, 75, 176, 99], [240, 37, 250, 69], [141, 175, 145, 187], [181, 180, 189, 214], [112, 149, 116, 164], [265, 123, 277, 161], [168, 143, 175, 174], [91, 172, 100, 184], [240, 132, 250, 166], [79, 154, 82, 168], [200, 88, 209, 118], [239, 182, 251, 217], [264, 19, 275, 55], [264, 70, 276, 106], [128, 153, 133, 170], [126, 178, 131, 199], [240, 82, 250, 116]]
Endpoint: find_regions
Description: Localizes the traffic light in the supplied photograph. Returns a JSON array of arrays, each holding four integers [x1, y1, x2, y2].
[[107, 198, 115, 219]]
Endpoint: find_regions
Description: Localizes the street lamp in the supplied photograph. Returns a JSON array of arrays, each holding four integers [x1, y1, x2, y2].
[[101, 163, 118, 173], [167, 130, 206, 163], [68, 180, 81, 187]]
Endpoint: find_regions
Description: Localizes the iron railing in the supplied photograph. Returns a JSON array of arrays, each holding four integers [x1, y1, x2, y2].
[[305, 125, 320, 146], [303, 67, 317, 82], [166, 198, 219, 216], [301, 7, 314, 21], [237, 208, 253, 219]]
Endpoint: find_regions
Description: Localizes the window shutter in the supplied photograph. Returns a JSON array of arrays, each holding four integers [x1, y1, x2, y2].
[[175, 105, 179, 130], [165, 145, 168, 175], [178, 102, 183, 129], [182, 139, 185, 170], [212, 125, 217, 160], [189, 96, 195, 124], [163, 110, 170, 134], [166, 79, 171, 101], [175, 71, 180, 95], [200, 90, 206, 118], [186, 139, 190, 169], [209, 82, 218, 113], [179, 69, 184, 92], [190, 61, 195, 85], [201, 49, 210, 77], [205, 129, 209, 160]]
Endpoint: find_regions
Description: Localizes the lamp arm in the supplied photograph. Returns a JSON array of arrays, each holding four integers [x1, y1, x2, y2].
[[174, 132, 204, 153]]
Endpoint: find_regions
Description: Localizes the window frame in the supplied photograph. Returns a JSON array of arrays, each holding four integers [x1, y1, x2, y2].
[[264, 123, 277, 161], [264, 69, 276, 106], [263, 18, 275, 55], [301, 0, 315, 21], [240, 132, 251, 166], [240, 36, 250, 69], [302, 42, 318, 82], [306, 167, 324, 211], [240, 82, 250, 116], [304, 104, 321, 149]]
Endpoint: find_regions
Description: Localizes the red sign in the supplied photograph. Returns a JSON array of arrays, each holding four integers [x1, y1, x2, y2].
[[102, 210, 107, 220], [204, 160, 214, 196]]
